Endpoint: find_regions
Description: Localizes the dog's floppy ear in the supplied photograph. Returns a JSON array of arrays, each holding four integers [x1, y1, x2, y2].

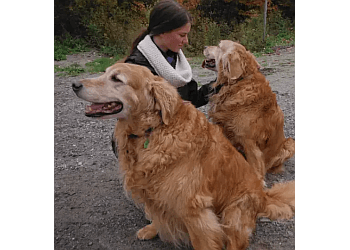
[[148, 76, 179, 125], [246, 51, 261, 72], [223, 51, 244, 80]]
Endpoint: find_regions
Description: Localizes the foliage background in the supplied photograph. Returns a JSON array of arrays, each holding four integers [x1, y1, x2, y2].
[[54, 0, 294, 59]]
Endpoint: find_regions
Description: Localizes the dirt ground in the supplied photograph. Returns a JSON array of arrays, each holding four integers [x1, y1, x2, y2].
[[54, 47, 295, 250]]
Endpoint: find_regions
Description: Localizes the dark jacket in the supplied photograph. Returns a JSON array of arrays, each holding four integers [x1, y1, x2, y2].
[[125, 48, 213, 108]]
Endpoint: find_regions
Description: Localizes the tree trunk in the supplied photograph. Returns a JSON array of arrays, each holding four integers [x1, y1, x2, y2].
[[263, 0, 268, 41]]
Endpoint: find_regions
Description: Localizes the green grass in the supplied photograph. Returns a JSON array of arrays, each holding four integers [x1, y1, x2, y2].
[[54, 56, 122, 77], [54, 34, 91, 61], [85, 57, 121, 73], [54, 63, 86, 76], [54, 35, 123, 76]]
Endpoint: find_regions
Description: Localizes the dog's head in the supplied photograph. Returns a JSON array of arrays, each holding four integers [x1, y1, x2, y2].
[[202, 40, 261, 81], [72, 63, 180, 125]]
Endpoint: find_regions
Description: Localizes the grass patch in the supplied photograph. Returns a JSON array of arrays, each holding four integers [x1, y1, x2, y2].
[[54, 63, 86, 76], [85, 57, 121, 73], [54, 56, 122, 77], [55, 34, 91, 61]]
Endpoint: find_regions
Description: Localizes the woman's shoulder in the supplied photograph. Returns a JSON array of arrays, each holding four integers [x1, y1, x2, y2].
[[125, 48, 144, 62], [125, 48, 157, 75]]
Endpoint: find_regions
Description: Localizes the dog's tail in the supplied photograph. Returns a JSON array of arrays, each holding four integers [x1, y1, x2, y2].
[[258, 180, 295, 220]]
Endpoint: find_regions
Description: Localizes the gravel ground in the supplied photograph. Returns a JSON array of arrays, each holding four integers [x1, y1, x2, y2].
[[54, 47, 295, 250]]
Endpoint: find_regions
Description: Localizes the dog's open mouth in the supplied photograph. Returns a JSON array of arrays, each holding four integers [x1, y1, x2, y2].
[[85, 101, 123, 117], [202, 59, 216, 70]]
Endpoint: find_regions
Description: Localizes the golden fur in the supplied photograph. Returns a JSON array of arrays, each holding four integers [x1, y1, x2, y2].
[[203, 40, 295, 181], [73, 63, 295, 250]]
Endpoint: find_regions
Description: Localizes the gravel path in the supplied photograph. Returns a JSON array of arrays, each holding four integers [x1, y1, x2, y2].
[[54, 47, 295, 250]]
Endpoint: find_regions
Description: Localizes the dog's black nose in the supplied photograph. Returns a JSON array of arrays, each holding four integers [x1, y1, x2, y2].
[[72, 82, 83, 92], [204, 46, 207, 49]]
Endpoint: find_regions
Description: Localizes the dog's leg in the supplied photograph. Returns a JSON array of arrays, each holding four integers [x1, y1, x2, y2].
[[137, 204, 158, 240], [221, 203, 256, 250], [183, 208, 224, 250], [243, 139, 266, 183], [137, 222, 158, 240], [266, 137, 295, 172]]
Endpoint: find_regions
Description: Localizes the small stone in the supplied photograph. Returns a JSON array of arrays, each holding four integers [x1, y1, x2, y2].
[[88, 242, 93, 246]]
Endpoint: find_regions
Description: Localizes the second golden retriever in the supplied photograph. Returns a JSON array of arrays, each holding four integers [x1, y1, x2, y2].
[[203, 40, 295, 181], [72, 63, 295, 250]]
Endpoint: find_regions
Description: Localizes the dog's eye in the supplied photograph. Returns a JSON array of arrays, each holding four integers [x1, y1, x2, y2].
[[111, 75, 120, 82]]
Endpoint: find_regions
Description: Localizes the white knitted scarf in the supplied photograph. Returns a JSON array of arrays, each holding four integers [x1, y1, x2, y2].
[[137, 35, 192, 87]]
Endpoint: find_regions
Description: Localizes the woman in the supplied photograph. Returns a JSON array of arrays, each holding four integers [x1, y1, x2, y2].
[[112, 0, 215, 157], [125, 0, 214, 107]]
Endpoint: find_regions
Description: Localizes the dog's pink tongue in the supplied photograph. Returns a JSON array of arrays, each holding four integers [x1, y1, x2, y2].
[[85, 103, 104, 114], [90, 103, 105, 110]]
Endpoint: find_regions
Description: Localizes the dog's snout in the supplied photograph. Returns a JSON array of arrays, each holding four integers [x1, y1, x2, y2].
[[204, 46, 207, 49], [72, 82, 83, 92]]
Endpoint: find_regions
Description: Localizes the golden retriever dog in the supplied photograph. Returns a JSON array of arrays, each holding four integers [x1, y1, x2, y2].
[[202, 40, 295, 182], [72, 63, 295, 250]]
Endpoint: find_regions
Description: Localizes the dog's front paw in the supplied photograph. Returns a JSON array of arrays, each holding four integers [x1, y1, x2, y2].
[[137, 223, 158, 240]]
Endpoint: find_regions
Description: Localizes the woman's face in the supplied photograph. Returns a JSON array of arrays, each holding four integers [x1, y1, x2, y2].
[[158, 22, 191, 53]]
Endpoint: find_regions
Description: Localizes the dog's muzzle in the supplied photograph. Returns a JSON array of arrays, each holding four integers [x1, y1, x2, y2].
[[71, 81, 124, 118], [202, 59, 216, 70]]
